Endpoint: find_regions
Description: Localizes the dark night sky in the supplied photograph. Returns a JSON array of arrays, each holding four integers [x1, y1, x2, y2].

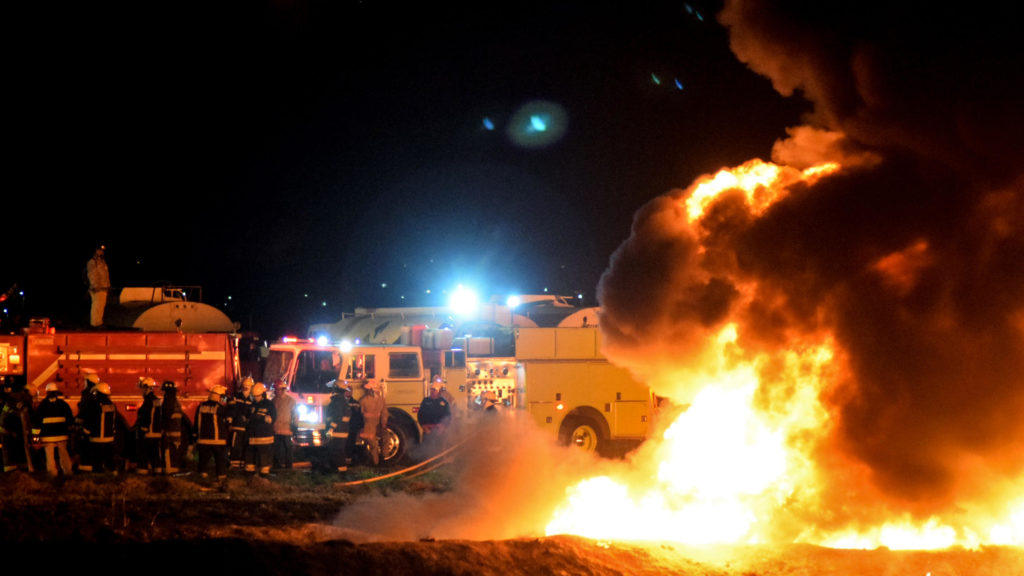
[[9, 0, 806, 338]]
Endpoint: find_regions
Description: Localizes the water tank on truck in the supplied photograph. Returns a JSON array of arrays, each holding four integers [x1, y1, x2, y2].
[[104, 286, 238, 333]]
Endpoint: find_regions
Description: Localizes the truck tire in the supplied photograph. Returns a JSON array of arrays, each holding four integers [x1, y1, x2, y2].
[[381, 420, 412, 465], [559, 416, 603, 454]]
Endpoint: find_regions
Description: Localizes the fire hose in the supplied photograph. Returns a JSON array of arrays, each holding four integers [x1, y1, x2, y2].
[[335, 436, 470, 487]]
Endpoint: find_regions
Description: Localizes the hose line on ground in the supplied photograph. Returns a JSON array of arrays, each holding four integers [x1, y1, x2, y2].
[[335, 436, 470, 487]]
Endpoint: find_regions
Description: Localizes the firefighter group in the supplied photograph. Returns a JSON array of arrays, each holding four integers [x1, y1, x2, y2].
[[0, 369, 445, 482]]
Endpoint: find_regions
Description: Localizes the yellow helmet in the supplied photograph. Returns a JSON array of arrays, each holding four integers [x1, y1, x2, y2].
[[210, 385, 227, 397], [252, 382, 267, 397], [138, 377, 156, 389], [241, 376, 254, 391], [95, 382, 112, 395], [45, 382, 60, 394], [84, 371, 101, 386]]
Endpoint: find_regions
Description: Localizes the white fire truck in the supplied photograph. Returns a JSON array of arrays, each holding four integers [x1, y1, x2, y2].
[[261, 332, 517, 465], [277, 297, 656, 461]]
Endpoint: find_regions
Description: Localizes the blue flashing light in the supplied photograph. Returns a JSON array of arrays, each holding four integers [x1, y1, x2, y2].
[[482, 117, 495, 130], [529, 115, 548, 132]]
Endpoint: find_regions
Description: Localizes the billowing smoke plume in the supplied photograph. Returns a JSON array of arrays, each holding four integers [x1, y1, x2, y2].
[[598, 0, 1024, 521]]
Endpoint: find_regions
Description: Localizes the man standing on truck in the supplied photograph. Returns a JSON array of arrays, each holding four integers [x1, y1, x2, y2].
[[84, 245, 110, 328], [358, 381, 387, 466]]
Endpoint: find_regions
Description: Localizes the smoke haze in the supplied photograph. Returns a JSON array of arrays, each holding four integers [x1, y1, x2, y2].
[[598, 0, 1024, 522], [333, 414, 613, 542]]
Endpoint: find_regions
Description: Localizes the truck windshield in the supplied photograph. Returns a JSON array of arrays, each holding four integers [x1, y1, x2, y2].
[[293, 350, 342, 394], [262, 351, 293, 386]]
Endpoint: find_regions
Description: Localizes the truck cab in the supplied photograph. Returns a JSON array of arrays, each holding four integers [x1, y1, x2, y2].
[[262, 337, 427, 464]]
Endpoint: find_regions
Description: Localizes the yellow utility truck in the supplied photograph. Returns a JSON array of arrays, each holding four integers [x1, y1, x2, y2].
[[515, 326, 655, 455]]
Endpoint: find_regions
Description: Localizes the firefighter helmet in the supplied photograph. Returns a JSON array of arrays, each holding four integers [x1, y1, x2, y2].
[[431, 379, 443, 391], [162, 380, 177, 390], [241, 376, 254, 391], [273, 380, 288, 395], [138, 377, 156, 389], [252, 382, 267, 397], [84, 371, 101, 386], [95, 382, 112, 395], [45, 382, 60, 394], [210, 384, 227, 397]]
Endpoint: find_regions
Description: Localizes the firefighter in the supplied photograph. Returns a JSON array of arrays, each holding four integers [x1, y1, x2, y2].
[[323, 381, 352, 472], [193, 384, 229, 481], [345, 381, 363, 466], [80, 382, 119, 473], [358, 380, 387, 466], [84, 244, 110, 328], [133, 377, 163, 475], [73, 370, 101, 470], [271, 380, 296, 470], [160, 380, 190, 474], [31, 382, 74, 477], [417, 378, 451, 454], [0, 378, 35, 472], [245, 382, 276, 476], [226, 377, 254, 468]]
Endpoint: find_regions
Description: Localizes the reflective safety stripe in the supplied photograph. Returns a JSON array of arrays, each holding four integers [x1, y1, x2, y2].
[[41, 435, 70, 442], [248, 436, 274, 446], [42, 416, 67, 424]]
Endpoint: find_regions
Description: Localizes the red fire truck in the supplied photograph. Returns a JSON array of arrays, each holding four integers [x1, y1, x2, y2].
[[0, 287, 242, 424]]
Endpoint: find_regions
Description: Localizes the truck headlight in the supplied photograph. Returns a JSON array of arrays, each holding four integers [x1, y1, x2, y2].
[[296, 404, 320, 425]]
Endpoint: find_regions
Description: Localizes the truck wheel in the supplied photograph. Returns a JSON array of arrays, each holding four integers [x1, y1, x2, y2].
[[381, 421, 410, 465], [559, 417, 603, 453]]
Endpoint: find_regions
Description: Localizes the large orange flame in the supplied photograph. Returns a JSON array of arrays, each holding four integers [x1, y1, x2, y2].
[[545, 158, 1024, 550]]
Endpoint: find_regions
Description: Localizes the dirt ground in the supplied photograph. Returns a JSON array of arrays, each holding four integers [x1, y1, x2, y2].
[[2, 468, 1023, 576]]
